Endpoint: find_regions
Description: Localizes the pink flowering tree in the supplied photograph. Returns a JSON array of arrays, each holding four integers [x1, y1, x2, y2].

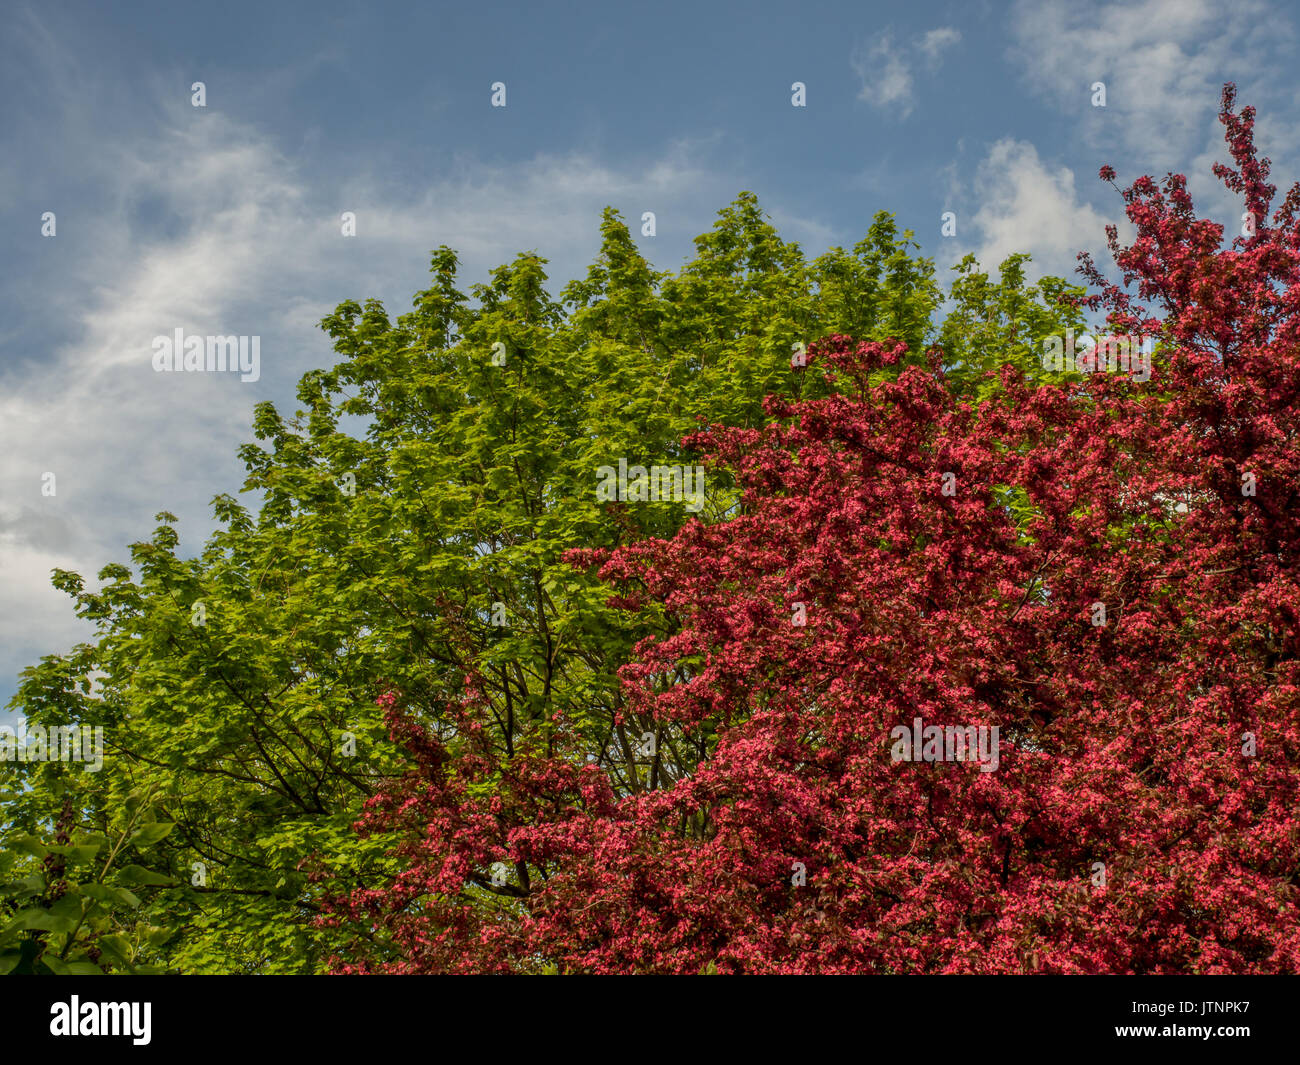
[[322, 85, 1300, 974]]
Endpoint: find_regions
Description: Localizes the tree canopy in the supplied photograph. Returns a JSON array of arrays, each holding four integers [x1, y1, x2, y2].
[[320, 86, 1300, 974], [7, 171, 1159, 975]]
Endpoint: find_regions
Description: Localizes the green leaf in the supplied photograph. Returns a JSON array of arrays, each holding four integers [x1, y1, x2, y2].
[[95, 933, 135, 966], [129, 822, 176, 847], [3, 907, 74, 934], [113, 865, 177, 887], [82, 883, 142, 909], [144, 925, 176, 949], [11, 835, 48, 859], [45, 843, 103, 863], [42, 956, 103, 975]]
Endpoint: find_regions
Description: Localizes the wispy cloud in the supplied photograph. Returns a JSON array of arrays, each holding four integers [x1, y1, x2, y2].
[[1007, 0, 1282, 169], [918, 27, 962, 67], [943, 137, 1124, 283], [852, 26, 962, 119]]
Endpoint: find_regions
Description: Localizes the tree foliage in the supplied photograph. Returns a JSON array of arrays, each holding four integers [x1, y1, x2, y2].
[[322, 87, 1300, 974], [6, 193, 1082, 973]]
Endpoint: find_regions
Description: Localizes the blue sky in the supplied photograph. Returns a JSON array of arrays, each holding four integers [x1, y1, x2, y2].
[[1, 0, 1297, 710]]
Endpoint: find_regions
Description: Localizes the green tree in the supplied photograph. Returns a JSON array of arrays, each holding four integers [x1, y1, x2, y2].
[[4, 195, 1082, 973]]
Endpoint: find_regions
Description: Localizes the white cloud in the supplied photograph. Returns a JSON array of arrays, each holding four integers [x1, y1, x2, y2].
[[853, 32, 915, 116], [1007, 0, 1278, 169], [918, 27, 962, 66], [947, 138, 1124, 282], [853, 26, 962, 119]]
